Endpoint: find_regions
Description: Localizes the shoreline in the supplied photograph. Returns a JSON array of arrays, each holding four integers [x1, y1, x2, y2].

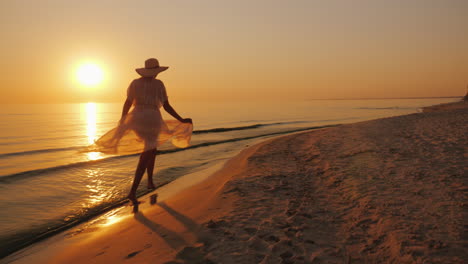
[[422, 100, 467, 112], [3, 100, 466, 263]]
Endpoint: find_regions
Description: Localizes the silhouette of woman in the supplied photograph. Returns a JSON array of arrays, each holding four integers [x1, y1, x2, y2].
[[93, 58, 193, 205]]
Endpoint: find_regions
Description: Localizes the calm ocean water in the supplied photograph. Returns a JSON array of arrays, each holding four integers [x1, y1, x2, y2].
[[0, 98, 459, 257]]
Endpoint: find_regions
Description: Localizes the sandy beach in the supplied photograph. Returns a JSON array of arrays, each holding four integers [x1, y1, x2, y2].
[[4, 100, 467, 264]]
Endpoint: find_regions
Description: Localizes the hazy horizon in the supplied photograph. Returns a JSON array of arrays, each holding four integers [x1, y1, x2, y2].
[[1, 0, 467, 104], [0, 96, 463, 105]]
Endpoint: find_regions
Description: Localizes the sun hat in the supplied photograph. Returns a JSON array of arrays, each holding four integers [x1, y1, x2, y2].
[[135, 58, 169, 77]]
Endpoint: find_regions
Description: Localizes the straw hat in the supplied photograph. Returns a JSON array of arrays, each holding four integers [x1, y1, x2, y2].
[[135, 58, 169, 77]]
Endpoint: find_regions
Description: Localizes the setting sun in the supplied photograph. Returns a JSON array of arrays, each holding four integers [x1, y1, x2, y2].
[[76, 63, 104, 87]]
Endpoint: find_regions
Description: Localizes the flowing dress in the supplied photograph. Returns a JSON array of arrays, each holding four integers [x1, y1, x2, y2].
[[93, 77, 192, 154]]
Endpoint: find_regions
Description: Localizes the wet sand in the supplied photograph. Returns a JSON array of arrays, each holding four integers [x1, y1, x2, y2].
[[4, 101, 467, 264]]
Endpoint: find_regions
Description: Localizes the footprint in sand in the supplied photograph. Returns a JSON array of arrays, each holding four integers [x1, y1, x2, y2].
[[125, 250, 142, 259], [150, 194, 158, 204], [176, 246, 207, 263], [265, 235, 280, 243]]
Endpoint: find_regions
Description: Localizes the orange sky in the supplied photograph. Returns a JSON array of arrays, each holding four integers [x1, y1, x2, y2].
[[0, 0, 467, 103]]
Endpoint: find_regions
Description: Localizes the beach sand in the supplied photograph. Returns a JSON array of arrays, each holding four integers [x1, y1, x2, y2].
[[4, 101, 467, 264]]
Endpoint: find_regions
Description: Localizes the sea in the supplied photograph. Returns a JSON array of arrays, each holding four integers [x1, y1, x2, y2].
[[0, 98, 459, 258]]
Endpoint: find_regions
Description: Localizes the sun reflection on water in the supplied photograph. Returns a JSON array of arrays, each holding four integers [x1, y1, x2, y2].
[[103, 213, 125, 226], [84, 168, 107, 206], [87, 151, 102, 161], [84, 102, 103, 161]]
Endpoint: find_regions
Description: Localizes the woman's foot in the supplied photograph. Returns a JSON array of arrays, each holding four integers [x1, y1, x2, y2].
[[147, 182, 156, 190], [127, 194, 140, 205]]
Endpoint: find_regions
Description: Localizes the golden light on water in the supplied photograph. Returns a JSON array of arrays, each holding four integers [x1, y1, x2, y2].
[[84, 168, 106, 205], [76, 63, 104, 87], [87, 151, 102, 161], [102, 213, 125, 226], [85, 102, 102, 161]]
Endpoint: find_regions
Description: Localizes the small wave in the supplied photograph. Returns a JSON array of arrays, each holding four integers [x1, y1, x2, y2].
[[0, 146, 81, 158], [355, 107, 416, 110], [0, 135, 30, 140], [0, 124, 339, 183], [356, 107, 399, 110], [193, 124, 263, 134], [192, 121, 306, 134]]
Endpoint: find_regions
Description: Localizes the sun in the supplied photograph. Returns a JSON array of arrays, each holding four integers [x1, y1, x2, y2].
[[76, 63, 104, 87]]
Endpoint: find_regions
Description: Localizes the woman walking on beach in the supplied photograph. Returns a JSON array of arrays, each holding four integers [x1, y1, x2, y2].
[[93, 58, 193, 205]]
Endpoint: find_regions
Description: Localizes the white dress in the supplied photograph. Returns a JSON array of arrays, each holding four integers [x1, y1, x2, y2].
[[93, 78, 192, 154]]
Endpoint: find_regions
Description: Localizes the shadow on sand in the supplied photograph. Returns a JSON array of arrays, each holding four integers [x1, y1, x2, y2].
[[133, 201, 211, 262], [134, 211, 188, 250], [133, 201, 203, 246], [158, 202, 200, 233]]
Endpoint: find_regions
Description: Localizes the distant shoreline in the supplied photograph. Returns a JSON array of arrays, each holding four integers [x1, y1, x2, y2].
[[422, 100, 467, 112], [305, 96, 462, 101]]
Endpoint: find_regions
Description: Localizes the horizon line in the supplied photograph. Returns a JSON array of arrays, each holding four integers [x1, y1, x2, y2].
[[0, 96, 462, 105]]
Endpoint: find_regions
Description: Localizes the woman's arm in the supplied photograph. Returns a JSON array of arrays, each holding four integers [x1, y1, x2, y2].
[[120, 99, 132, 123], [163, 100, 192, 123]]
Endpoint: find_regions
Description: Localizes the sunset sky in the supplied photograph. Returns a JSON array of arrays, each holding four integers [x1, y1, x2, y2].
[[1, 0, 467, 103]]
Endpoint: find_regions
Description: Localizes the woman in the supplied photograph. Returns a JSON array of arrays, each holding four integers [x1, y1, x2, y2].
[[94, 58, 193, 205]]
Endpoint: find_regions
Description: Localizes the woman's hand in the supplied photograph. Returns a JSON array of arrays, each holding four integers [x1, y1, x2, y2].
[[164, 101, 192, 124], [180, 118, 193, 124]]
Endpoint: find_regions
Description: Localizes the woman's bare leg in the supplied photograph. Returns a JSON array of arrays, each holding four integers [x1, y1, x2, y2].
[[146, 149, 157, 189], [128, 150, 153, 203]]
